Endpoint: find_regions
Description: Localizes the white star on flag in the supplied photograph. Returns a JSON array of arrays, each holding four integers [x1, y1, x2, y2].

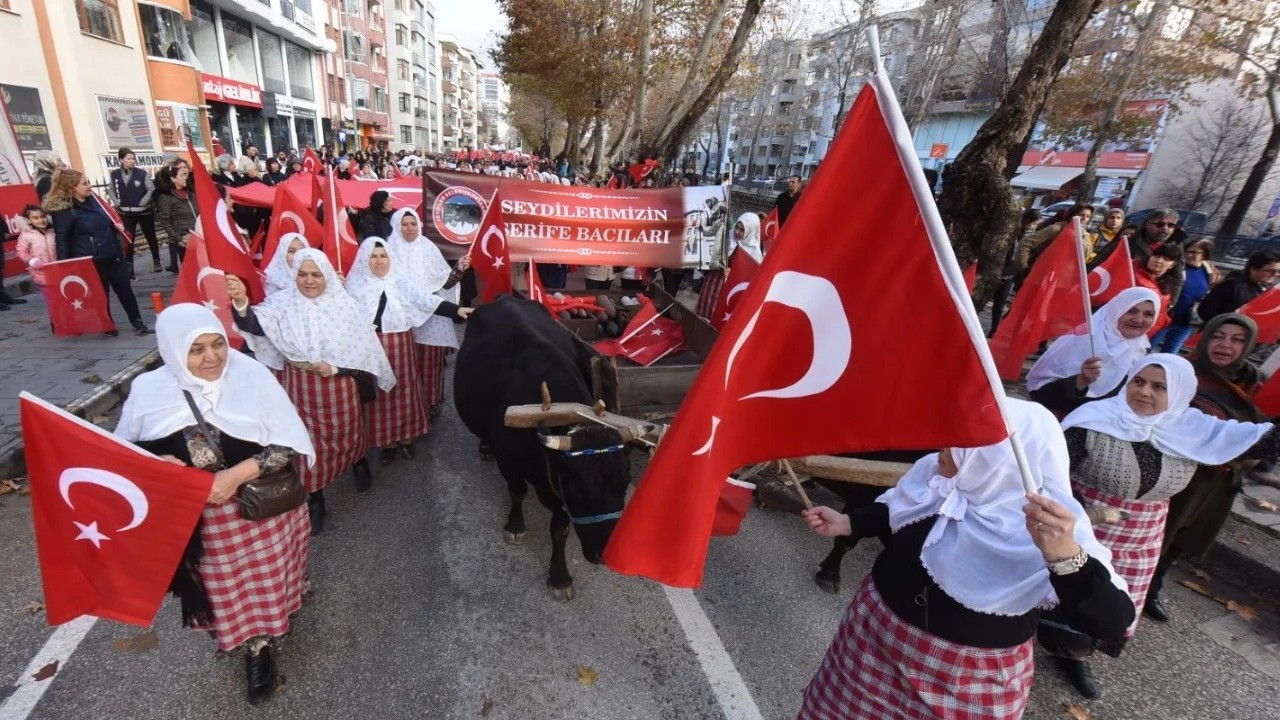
[[204, 299, 220, 311], [73, 520, 110, 548], [651, 327, 663, 336], [492, 256, 505, 270], [71, 299, 84, 310]]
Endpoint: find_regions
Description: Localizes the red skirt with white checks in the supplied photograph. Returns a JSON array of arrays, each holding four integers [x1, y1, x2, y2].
[[1076, 484, 1168, 638], [418, 344, 448, 410], [694, 269, 725, 320], [800, 576, 1035, 720], [364, 331, 429, 447], [192, 502, 310, 652], [282, 365, 365, 493]]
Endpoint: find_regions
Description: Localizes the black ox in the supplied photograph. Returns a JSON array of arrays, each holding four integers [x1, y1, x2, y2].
[[454, 296, 644, 600]]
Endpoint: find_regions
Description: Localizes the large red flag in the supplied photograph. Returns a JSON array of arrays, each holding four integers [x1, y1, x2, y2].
[[471, 192, 513, 303], [988, 223, 1089, 381], [261, 184, 323, 271], [43, 257, 116, 335], [603, 71, 1009, 587], [1253, 369, 1280, 416], [709, 249, 761, 330], [594, 296, 686, 366], [1233, 287, 1280, 345], [1088, 237, 1136, 308], [170, 232, 245, 349], [20, 393, 213, 626], [316, 171, 360, 274], [187, 141, 264, 301], [760, 207, 780, 255]]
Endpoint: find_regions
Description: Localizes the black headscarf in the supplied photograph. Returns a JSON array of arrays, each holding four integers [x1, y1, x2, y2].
[[1192, 313, 1266, 422]]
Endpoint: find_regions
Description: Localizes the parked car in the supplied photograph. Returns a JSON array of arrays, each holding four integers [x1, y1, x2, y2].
[[1035, 201, 1110, 231], [1123, 208, 1209, 234], [1224, 234, 1280, 265]]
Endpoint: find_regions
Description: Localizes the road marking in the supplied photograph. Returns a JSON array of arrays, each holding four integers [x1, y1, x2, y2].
[[661, 586, 764, 720], [0, 616, 96, 720]]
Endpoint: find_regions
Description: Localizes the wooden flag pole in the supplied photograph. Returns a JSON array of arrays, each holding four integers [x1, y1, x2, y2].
[[779, 460, 815, 511], [1073, 216, 1096, 358]]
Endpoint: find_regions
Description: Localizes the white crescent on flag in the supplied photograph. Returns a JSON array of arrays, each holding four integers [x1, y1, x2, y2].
[[1089, 268, 1110, 298], [58, 466, 151, 548], [479, 225, 506, 269]]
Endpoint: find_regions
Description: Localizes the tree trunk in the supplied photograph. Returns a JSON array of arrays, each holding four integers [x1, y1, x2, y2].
[[1217, 94, 1280, 242], [651, 0, 765, 161], [561, 116, 581, 161], [590, 113, 605, 176], [619, 0, 654, 158], [937, 0, 1104, 309], [651, 0, 733, 143]]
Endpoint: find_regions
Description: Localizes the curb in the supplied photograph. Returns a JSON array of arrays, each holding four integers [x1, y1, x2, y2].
[[0, 348, 161, 480], [3, 274, 37, 299]]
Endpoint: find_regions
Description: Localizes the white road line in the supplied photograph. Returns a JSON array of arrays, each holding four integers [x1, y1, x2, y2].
[[662, 586, 764, 720], [0, 616, 97, 720]]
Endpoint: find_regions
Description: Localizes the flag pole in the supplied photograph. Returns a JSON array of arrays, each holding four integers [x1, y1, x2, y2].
[[1072, 216, 1096, 358], [865, 25, 1036, 494], [328, 172, 343, 275], [618, 303, 676, 345]]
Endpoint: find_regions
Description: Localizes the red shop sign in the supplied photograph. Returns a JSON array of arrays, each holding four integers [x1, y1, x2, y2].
[[200, 74, 263, 109]]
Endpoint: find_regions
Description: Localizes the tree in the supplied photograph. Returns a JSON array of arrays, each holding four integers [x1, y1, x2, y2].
[[937, 0, 1106, 309], [899, 0, 984, 131]]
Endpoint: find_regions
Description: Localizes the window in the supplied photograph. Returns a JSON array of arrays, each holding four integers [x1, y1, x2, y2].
[[222, 13, 259, 83], [374, 87, 387, 113], [399, 92, 410, 112], [401, 125, 413, 143], [77, 0, 124, 42], [139, 3, 197, 63], [398, 59, 410, 81], [396, 24, 408, 46], [343, 0, 362, 17], [259, 31, 286, 94], [285, 42, 314, 100]]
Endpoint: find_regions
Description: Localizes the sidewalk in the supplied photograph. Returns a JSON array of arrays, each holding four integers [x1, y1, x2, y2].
[[0, 258, 175, 478]]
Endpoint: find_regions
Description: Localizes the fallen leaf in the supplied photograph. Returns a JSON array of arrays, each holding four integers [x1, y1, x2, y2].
[[480, 698, 494, 717], [0, 479, 19, 496], [1227, 600, 1260, 622], [1064, 704, 1091, 720], [111, 630, 158, 653], [15, 318, 38, 325], [1235, 535, 1253, 546], [1192, 568, 1212, 582], [81, 374, 103, 384], [88, 414, 109, 425], [23, 602, 44, 615], [576, 664, 599, 686], [1179, 578, 1212, 597], [31, 661, 57, 682], [1253, 498, 1279, 512]]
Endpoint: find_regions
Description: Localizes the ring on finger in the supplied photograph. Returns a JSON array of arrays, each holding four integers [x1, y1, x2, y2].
[[1034, 521, 1044, 533]]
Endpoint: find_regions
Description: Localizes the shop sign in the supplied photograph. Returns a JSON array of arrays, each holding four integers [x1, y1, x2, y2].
[[201, 73, 263, 109], [96, 96, 154, 151], [1, 84, 53, 151], [100, 152, 167, 177]]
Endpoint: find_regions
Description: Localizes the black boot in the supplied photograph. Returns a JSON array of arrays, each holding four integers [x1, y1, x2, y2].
[[380, 447, 397, 466], [0, 291, 27, 305], [352, 458, 372, 493], [1144, 595, 1171, 623], [307, 491, 325, 535], [1054, 656, 1100, 699], [244, 643, 277, 705]]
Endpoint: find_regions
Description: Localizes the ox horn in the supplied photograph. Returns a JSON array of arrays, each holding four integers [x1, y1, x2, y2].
[[539, 433, 572, 451], [540, 381, 552, 411]]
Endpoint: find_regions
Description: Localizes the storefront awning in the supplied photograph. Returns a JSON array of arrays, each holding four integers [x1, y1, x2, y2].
[[1010, 165, 1084, 190], [1096, 168, 1141, 178]]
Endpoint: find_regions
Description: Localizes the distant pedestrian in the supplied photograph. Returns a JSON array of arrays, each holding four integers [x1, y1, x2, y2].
[[1094, 208, 1126, 256], [987, 208, 1042, 337], [357, 190, 395, 240], [154, 161, 198, 270], [1132, 243, 1183, 338], [213, 154, 240, 187], [111, 148, 162, 275], [1093, 208, 1186, 300], [1015, 203, 1095, 281], [1152, 240, 1218, 353], [32, 150, 63, 201], [262, 158, 286, 186], [1195, 249, 1280, 325], [774, 175, 803, 226]]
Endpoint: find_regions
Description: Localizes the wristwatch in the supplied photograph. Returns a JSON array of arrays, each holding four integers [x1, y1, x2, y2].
[[1047, 548, 1089, 575]]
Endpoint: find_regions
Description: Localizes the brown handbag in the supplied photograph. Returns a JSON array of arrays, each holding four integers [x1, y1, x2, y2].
[[183, 391, 305, 521]]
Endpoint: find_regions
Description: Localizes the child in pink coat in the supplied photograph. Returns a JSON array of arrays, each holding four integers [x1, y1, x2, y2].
[[15, 204, 57, 300]]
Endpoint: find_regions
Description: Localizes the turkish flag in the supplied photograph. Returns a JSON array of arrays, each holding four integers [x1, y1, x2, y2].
[[629, 159, 660, 184], [316, 172, 360, 274], [526, 258, 551, 309], [603, 76, 1008, 587], [187, 141, 264, 302], [711, 477, 755, 536], [170, 232, 245, 349], [20, 393, 213, 627], [988, 223, 1089, 381], [761, 208, 780, 254], [302, 146, 324, 174], [709, 249, 760, 330], [261, 184, 323, 272], [1232, 288, 1280, 345], [43, 257, 116, 336], [594, 296, 686, 366], [471, 192, 513, 303], [1134, 264, 1171, 338], [1253, 370, 1280, 416], [1088, 237, 1135, 308]]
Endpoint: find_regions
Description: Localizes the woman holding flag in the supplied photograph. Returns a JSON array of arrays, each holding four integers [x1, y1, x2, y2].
[[226, 250, 396, 533], [116, 304, 315, 705], [799, 399, 1132, 719], [694, 212, 762, 320], [1041, 354, 1279, 699], [1026, 287, 1161, 416], [386, 207, 471, 417]]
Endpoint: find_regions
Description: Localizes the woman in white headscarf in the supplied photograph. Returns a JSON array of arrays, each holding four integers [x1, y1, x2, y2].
[[226, 249, 395, 534], [386, 207, 471, 416], [694, 212, 762, 321], [798, 399, 1132, 719], [263, 232, 310, 296], [1026, 286, 1161, 417], [347, 237, 466, 465], [1042, 353, 1278, 699], [116, 304, 314, 706]]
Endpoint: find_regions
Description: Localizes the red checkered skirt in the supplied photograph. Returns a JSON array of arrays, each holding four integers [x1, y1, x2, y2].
[[1076, 483, 1168, 638], [282, 364, 365, 493], [418, 343, 448, 409], [364, 331, 429, 447], [694, 269, 725, 319], [192, 502, 310, 652], [800, 576, 1035, 720]]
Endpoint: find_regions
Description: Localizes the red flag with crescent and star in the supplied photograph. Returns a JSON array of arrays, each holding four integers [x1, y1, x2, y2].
[[471, 192, 513, 303], [261, 184, 323, 272], [1226, 287, 1280, 345], [302, 146, 324, 174], [19, 393, 213, 627], [187, 141, 264, 302], [42, 257, 116, 336], [709, 249, 761, 331], [170, 232, 245, 349], [314, 171, 360, 274], [760, 207, 780, 254], [603, 71, 1009, 588], [1088, 237, 1136, 308], [594, 296, 686, 366]]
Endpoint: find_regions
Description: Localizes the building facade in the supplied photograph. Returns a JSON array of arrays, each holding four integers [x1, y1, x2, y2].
[[388, 0, 441, 152], [438, 35, 480, 151], [478, 70, 512, 148]]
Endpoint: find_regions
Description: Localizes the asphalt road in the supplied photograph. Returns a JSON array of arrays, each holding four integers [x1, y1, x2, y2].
[[2, 385, 1279, 719]]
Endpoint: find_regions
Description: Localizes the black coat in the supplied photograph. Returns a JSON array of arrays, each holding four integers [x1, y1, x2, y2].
[[358, 210, 393, 240], [775, 190, 801, 225], [50, 198, 123, 262], [1197, 271, 1267, 325], [155, 189, 198, 246]]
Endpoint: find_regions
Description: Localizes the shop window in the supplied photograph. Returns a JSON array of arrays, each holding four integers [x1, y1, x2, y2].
[[285, 42, 315, 101], [260, 31, 287, 94], [294, 117, 317, 149], [222, 13, 259, 84], [77, 0, 125, 43], [139, 4, 196, 63], [190, 1, 221, 74]]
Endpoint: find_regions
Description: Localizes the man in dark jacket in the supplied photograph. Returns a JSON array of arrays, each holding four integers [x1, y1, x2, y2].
[[110, 148, 161, 276], [1091, 207, 1187, 301], [357, 190, 394, 240], [775, 175, 803, 226], [1197, 250, 1280, 324]]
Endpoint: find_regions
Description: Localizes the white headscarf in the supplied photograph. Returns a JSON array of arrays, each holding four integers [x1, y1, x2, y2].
[[878, 398, 1125, 615], [1027, 286, 1160, 397], [729, 212, 762, 263], [251, 249, 396, 391], [345, 236, 442, 333], [1062, 354, 1272, 465], [263, 232, 310, 296], [387, 207, 460, 348], [116, 304, 315, 466]]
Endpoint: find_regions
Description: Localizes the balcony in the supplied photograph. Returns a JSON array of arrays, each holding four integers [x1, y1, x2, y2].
[[443, 125, 455, 136], [443, 80, 457, 94]]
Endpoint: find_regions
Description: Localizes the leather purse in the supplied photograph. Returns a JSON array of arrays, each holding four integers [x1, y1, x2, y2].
[[183, 391, 305, 521]]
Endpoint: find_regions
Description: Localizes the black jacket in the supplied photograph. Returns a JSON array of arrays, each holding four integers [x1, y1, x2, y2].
[[358, 210, 393, 240], [775, 190, 801, 225], [49, 198, 124, 262], [1197, 271, 1268, 325], [155, 189, 198, 247]]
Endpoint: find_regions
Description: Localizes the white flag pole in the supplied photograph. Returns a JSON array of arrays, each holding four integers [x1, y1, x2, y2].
[[1073, 216, 1096, 358], [865, 26, 1037, 494]]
